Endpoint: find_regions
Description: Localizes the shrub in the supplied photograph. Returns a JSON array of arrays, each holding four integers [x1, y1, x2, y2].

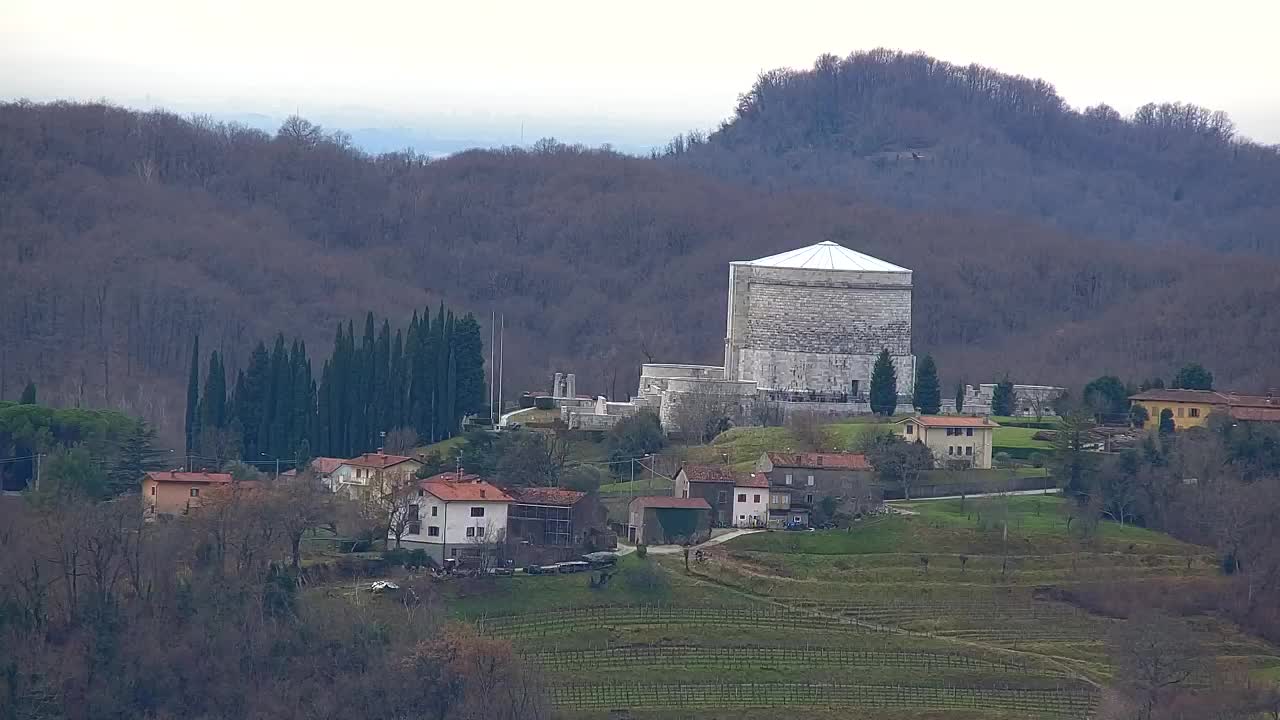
[[994, 452, 1012, 466], [623, 560, 669, 598], [635, 544, 648, 559], [382, 548, 410, 567]]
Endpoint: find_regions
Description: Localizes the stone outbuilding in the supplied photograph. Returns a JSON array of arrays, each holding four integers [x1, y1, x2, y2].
[[626, 496, 712, 546]]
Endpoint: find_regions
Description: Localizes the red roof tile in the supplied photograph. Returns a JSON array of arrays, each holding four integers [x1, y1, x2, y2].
[[343, 453, 417, 470], [680, 464, 738, 483], [1129, 389, 1228, 404], [735, 472, 769, 488], [764, 452, 872, 470], [629, 496, 712, 511], [510, 487, 588, 506], [421, 476, 513, 503], [1230, 406, 1280, 422], [900, 416, 1000, 428], [310, 457, 347, 475], [144, 471, 233, 484], [1222, 393, 1280, 409]]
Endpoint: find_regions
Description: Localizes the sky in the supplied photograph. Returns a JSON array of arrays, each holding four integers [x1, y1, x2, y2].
[[3, 0, 1278, 153]]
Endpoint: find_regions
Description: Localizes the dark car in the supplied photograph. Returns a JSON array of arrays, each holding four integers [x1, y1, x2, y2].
[[556, 561, 590, 574]]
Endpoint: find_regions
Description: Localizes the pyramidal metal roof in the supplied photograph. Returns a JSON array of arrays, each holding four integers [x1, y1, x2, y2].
[[738, 241, 909, 273]]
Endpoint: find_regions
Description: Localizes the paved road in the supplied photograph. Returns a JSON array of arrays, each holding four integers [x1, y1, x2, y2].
[[889, 487, 1060, 503], [618, 528, 765, 556]]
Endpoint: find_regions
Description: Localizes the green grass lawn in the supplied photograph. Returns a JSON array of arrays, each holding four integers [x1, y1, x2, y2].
[[729, 496, 1193, 558], [442, 554, 751, 618], [598, 475, 674, 495], [415, 434, 468, 458], [682, 421, 895, 471], [992, 426, 1052, 450]]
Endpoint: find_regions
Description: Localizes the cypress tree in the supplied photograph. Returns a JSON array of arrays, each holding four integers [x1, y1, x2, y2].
[[316, 360, 333, 456], [912, 354, 941, 415], [185, 335, 200, 460], [19, 382, 37, 405], [955, 382, 965, 414], [452, 313, 486, 416], [199, 350, 227, 433], [445, 346, 458, 436], [375, 318, 391, 438], [360, 313, 376, 450], [869, 349, 898, 416], [343, 320, 359, 456], [240, 341, 271, 459], [264, 334, 289, 459], [390, 329, 405, 429], [991, 376, 1016, 417], [434, 309, 453, 441]]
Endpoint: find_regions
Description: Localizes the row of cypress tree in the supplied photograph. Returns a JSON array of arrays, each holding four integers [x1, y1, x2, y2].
[[869, 349, 945, 415], [185, 306, 486, 467]]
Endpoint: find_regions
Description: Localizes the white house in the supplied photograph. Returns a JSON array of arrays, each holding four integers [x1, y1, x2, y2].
[[732, 472, 769, 528], [395, 472, 513, 564], [896, 416, 1000, 470], [330, 452, 422, 501]]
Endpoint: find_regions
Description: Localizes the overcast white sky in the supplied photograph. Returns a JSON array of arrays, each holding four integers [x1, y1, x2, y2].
[[3, 0, 1278, 149]]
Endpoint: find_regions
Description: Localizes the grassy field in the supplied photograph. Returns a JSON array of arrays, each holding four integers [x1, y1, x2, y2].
[[682, 421, 895, 471], [992, 426, 1053, 450], [313, 488, 1280, 718]]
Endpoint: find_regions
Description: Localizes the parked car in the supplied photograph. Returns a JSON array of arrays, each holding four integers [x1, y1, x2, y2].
[[556, 561, 590, 574], [784, 519, 808, 531], [582, 551, 619, 568]]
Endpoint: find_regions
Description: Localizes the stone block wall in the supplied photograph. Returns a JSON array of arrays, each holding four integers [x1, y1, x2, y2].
[[724, 263, 913, 396], [738, 349, 916, 395]]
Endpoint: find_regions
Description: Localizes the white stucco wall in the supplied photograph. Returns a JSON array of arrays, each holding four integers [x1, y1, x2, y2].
[[396, 498, 510, 548], [732, 486, 768, 528]]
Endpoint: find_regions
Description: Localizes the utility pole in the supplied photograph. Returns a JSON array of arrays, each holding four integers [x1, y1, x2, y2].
[[497, 314, 504, 423], [33, 452, 41, 492]]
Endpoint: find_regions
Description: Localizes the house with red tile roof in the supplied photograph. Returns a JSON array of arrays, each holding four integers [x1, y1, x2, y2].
[[392, 471, 512, 564], [731, 472, 770, 528], [896, 415, 1000, 469], [330, 452, 422, 501], [673, 464, 743, 527], [754, 452, 880, 527], [506, 486, 611, 557], [626, 496, 711, 545], [142, 471, 233, 516]]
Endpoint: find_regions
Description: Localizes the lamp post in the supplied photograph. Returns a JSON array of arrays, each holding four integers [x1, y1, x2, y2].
[[261, 452, 280, 477]]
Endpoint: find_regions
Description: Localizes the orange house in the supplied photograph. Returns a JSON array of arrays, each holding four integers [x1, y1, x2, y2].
[[142, 471, 234, 516]]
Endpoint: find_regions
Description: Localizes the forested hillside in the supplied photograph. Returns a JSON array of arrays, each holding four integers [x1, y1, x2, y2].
[[3, 85, 1280, 442], [665, 49, 1280, 254]]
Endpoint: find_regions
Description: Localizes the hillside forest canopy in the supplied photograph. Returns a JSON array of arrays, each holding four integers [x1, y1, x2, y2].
[[3, 49, 1280, 442]]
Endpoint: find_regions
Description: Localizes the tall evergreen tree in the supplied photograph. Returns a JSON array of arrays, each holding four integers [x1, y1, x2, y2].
[[390, 329, 406, 429], [991, 376, 1016, 417], [912, 354, 941, 414], [955, 381, 965, 414], [106, 421, 167, 497], [432, 305, 449, 441], [240, 341, 271, 459], [199, 350, 227, 433], [184, 335, 200, 460], [19, 381, 36, 405], [316, 359, 333, 456], [375, 318, 392, 438], [869, 349, 898, 416], [452, 313, 486, 416]]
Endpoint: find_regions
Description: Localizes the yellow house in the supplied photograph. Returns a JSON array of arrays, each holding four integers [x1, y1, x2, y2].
[[1128, 390, 1225, 430]]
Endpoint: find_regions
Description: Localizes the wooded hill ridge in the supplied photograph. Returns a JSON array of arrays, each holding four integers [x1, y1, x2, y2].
[[2, 50, 1279, 441], [665, 49, 1280, 255]]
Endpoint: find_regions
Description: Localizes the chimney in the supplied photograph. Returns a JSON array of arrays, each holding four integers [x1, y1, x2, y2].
[[553, 372, 564, 398], [480, 489, 486, 499]]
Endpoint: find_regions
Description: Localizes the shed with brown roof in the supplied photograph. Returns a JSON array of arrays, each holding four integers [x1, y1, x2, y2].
[[626, 495, 711, 545]]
